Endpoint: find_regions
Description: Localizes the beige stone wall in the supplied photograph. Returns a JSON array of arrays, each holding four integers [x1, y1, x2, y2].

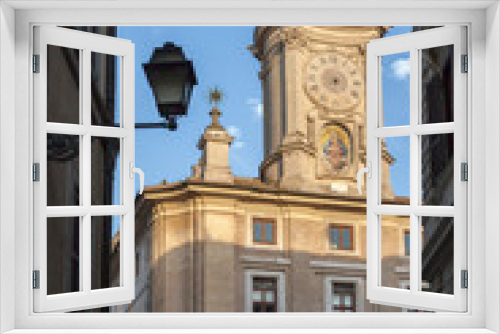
[[144, 192, 409, 313], [151, 205, 192, 312]]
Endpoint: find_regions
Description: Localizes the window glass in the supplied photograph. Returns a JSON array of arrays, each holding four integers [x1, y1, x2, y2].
[[265, 222, 273, 243], [421, 217, 454, 294], [421, 45, 454, 124], [91, 52, 121, 127], [252, 277, 277, 312], [47, 217, 81, 295], [421, 134, 454, 206], [380, 216, 410, 289], [404, 231, 410, 256], [342, 228, 351, 249], [332, 282, 356, 312], [47, 45, 80, 124], [91, 137, 121, 206], [381, 51, 410, 127], [381, 136, 410, 202], [253, 218, 276, 245], [91, 216, 121, 290], [253, 222, 262, 242], [47, 134, 80, 206], [329, 226, 353, 251]]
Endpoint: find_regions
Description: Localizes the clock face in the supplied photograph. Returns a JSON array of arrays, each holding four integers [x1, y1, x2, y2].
[[304, 53, 363, 111]]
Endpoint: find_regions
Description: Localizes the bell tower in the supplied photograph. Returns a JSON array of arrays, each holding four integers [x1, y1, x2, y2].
[[252, 26, 394, 196]]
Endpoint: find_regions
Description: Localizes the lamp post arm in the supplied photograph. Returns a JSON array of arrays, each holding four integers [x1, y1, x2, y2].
[[134, 123, 168, 129]]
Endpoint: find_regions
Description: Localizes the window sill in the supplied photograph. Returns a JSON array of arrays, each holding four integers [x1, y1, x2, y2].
[[325, 248, 359, 257]]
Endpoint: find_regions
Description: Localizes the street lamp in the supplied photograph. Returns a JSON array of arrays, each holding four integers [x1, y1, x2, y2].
[[141, 42, 198, 130]]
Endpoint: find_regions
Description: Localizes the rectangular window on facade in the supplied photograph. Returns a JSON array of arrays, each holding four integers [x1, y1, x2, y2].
[[252, 277, 278, 312], [252, 218, 276, 245], [332, 282, 356, 312], [329, 225, 354, 250], [404, 230, 410, 256]]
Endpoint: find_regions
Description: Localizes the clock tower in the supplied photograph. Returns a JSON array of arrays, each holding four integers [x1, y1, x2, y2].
[[252, 26, 394, 196]]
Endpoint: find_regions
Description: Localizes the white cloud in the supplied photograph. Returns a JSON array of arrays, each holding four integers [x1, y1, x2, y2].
[[247, 98, 264, 118], [227, 125, 241, 138], [228, 126, 244, 149], [392, 58, 410, 80], [255, 103, 263, 117]]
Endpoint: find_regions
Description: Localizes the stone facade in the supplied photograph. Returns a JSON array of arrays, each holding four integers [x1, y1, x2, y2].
[[132, 180, 409, 312]]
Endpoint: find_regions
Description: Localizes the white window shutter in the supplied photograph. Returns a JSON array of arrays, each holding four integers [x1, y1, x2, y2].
[[33, 26, 136, 312], [365, 26, 467, 312]]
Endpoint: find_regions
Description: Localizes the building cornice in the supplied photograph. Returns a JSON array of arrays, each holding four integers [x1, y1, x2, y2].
[[142, 178, 409, 209]]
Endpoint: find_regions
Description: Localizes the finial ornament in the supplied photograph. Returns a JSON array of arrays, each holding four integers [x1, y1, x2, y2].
[[208, 87, 224, 126], [209, 87, 223, 106]]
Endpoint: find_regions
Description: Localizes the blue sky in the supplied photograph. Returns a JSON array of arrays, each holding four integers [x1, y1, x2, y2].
[[115, 26, 412, 199]]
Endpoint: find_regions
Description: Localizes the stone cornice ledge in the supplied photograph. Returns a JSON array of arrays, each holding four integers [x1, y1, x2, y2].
[[240, 255, 292, 265], [310, 260, 366, 270]]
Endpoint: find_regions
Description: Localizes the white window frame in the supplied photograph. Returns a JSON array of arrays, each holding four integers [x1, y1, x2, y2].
[[32, 25, 136, 313], [244, 270, 286, 313], [0, 1, 498, 333], [365, 25, 468, 313], [324, 276, 365, 312]]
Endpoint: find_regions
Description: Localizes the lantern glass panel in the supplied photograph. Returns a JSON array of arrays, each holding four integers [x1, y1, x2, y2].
[[149, 65, 189, 106]]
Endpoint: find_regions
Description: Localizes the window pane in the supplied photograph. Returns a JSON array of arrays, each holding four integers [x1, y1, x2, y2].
[[330, 227, 340, 249], [91, 137, 120, 206], [381, 136, 410, 201], [380, 215, 410, 289], [91, 216, 121, 290], [265, 222, 274, 243], [253, 222, 261, 242], [265, 291, 274, 302], [91, 52, 120, 127], [252, 291, 261, 302], [342, 227, 352, 250], [381, 51, 410, 127], [421, 45, 454, 124], [404, 231, 410, 256], [47, 45, 80, 124], [47, 217, 80, 295], [421, 217, 454, 295], [421, 133, 454, 206], [47, 134, 80, 206], [253, 277, 276, 290]]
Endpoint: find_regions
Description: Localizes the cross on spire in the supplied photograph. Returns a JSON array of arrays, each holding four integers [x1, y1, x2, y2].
[[209, 107, 222, 126], [209, 87, 224, 126]]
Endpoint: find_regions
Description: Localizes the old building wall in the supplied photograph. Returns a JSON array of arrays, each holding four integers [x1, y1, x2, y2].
[[151, 203, 192, 312], [203, 198, 239, 311], [139, 189, 411, 313]]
